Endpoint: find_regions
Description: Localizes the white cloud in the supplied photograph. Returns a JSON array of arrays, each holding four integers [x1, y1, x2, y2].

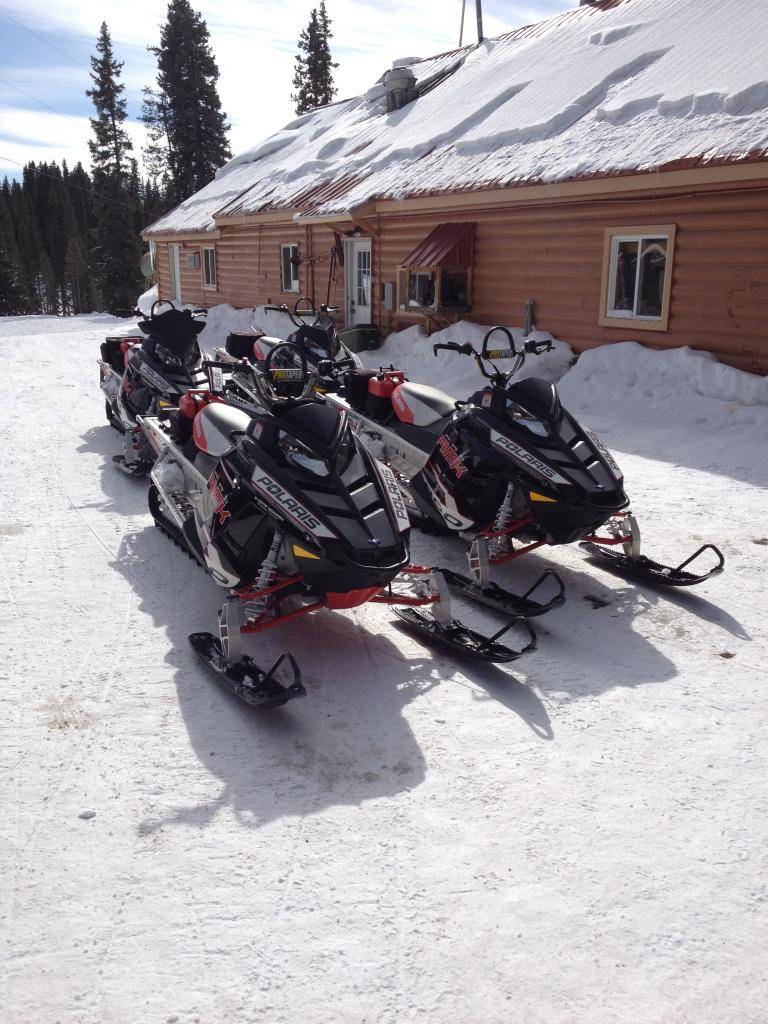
[[0, 106, 146, 178], [0, 0, 571, 174]]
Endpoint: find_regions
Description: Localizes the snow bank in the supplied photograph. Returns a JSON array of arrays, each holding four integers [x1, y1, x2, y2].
[[560, 341, 768, 413], [146, 0, 768, 234], [136, 284, 158, 317], [361, 320, 574, 399], [198, 303, 297, 351]]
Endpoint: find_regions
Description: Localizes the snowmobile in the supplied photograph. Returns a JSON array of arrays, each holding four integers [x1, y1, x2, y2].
[[99, 300, 210, 475], [214, 297, 362, 406], [137, 341, 536, 707], [323, 326, 724, 615]]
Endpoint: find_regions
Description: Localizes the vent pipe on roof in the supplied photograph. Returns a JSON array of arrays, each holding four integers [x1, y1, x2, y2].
[[476, 0, 484, 43], [384, 65, 418, 112]]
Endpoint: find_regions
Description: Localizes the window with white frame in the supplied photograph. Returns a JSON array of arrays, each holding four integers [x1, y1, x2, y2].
[[281, 243, 300, 292], [600, 225, 675, 331], [203, 246, 217, 289]]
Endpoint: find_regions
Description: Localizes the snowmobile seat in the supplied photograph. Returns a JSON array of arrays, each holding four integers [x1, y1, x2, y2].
[[392, 382, 456, 427], [192, 403, 252, 457]]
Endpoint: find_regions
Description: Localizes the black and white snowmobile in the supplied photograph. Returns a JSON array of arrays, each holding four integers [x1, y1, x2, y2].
[[137, 342, 536, 707], [99, 301, 210, 475], [214, 297, 362, 405], [324, 327, 724, 614]]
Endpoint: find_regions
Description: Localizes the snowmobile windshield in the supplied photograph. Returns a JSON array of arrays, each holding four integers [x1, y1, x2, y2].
[[504, 399, 550, 438], [278, 431, 330, 477], [139, 308, 205, 363], [277, 426, 355, 478]]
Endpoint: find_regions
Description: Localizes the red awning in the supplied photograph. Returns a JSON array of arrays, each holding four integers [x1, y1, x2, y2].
[[401, 222, 476, 268]]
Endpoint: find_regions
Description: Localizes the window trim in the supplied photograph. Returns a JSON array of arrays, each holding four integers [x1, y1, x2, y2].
[[202, 245, 217, 290], [281, 243, 300, 293], [599, 224, 676, 332], [397, 264, 472, 313]]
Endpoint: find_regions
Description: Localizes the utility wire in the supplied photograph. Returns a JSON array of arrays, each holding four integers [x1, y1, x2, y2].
[[0, 153, 144, 214], [0, 9, 90, 69], [0, 74, 86, 129]]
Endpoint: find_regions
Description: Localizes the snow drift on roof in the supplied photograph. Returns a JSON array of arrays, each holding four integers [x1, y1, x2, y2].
[[145, 0, 768, 236]]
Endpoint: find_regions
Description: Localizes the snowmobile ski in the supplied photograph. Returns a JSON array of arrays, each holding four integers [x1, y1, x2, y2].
[[579, 542, 725, 587], [393, 607, 537, 663], [439, 567, 565, 618], [189, 633, 306, 707], [113, 454, 152, 477]]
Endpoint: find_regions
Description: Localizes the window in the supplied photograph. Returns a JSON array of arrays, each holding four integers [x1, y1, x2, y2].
[[281, 243, 300, 292], [397, 223, 475, 314], [203, 246, 217, 289], [600, 225, 676, 331]]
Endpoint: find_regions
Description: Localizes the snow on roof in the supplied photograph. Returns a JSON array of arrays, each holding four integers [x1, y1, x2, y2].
[[145, 0, 768, 236]]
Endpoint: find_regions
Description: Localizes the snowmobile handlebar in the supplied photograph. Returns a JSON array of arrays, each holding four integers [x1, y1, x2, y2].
[[264, 300, 340, 333], [433, 327, 553, 382]]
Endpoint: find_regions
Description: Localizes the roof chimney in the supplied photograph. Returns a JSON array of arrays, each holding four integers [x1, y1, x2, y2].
[[384, 66, 418, 112]]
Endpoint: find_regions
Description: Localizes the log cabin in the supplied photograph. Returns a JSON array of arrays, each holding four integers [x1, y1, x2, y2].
[[143, 0, 768, 373]]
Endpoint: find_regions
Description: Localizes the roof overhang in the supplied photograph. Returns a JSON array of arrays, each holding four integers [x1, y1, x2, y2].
[[141, 229, 221, 242], [372, 160, 768, 215]]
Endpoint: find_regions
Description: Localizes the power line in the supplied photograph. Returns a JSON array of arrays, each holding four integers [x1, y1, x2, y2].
[[0, 74, 86, 129], [0, 153, 144, 214], [0, 9, 90, 70]]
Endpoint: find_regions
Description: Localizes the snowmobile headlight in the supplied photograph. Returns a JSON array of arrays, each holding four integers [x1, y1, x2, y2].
[[278, 432, 329, 477]]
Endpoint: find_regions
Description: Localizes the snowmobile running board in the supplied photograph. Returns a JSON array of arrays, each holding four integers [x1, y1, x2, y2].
[[393, 608, 537, 663], [439, 567, 566, 618], [189, 633, 306, 707], [579, 542, 725, 587]]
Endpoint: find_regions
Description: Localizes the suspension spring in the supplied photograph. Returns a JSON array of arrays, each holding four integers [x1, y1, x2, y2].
[[244, 531, 283, 622], [489, 483, 516, 557]]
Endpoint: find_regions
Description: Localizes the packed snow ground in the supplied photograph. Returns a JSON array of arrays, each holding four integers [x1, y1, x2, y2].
[[1, 314, 767, 1024]]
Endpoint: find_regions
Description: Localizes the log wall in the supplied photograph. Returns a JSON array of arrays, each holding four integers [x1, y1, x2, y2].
[[152, 179, 768, 374]]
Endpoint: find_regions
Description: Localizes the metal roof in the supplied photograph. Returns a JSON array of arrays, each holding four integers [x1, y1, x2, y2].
[[401, 222, 476, 267]]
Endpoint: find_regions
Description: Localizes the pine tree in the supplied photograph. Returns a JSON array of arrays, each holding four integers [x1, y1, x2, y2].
[[292, 2, 338, 116], [87, 23, 134, 178], [0, 193, 27, 314], [86, 22, 142, 313], [142, 0, 231, 204], [11, 180, 44, 313]]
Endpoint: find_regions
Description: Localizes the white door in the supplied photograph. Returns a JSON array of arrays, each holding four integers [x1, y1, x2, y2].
[[168, 243, 182, 304], [345, 238, 372, 325]]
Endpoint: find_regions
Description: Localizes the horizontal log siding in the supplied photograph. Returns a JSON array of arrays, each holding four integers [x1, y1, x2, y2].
[[155, 225, 343, 318], [154, 180, 768, 373], [377, 183, 768, 374]]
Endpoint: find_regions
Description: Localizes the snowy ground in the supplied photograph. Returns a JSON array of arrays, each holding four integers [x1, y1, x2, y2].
[[1, 314, 767, 1024]]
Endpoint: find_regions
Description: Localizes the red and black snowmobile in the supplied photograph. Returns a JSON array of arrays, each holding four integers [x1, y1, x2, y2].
[[98, 301, 209, 475], [324, 327, 724, 612], [138, 342, 536, 707]]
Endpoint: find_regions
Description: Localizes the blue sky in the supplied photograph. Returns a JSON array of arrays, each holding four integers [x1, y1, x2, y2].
[[0, 0, 573, 180]]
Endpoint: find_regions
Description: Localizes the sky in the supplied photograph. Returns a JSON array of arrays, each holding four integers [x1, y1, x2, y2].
[[0, 0, 574, 182]]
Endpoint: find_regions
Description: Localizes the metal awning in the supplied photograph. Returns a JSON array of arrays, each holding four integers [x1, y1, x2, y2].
[[401, 222, 476, 267]]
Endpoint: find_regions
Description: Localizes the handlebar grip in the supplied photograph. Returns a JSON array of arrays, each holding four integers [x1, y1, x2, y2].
[[524, 338, 553, 355], [433, 342, 473, 357], [264, 305, 287, 313]]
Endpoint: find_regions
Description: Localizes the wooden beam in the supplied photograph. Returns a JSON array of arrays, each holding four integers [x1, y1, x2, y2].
[[370, 162, 768, 216]]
